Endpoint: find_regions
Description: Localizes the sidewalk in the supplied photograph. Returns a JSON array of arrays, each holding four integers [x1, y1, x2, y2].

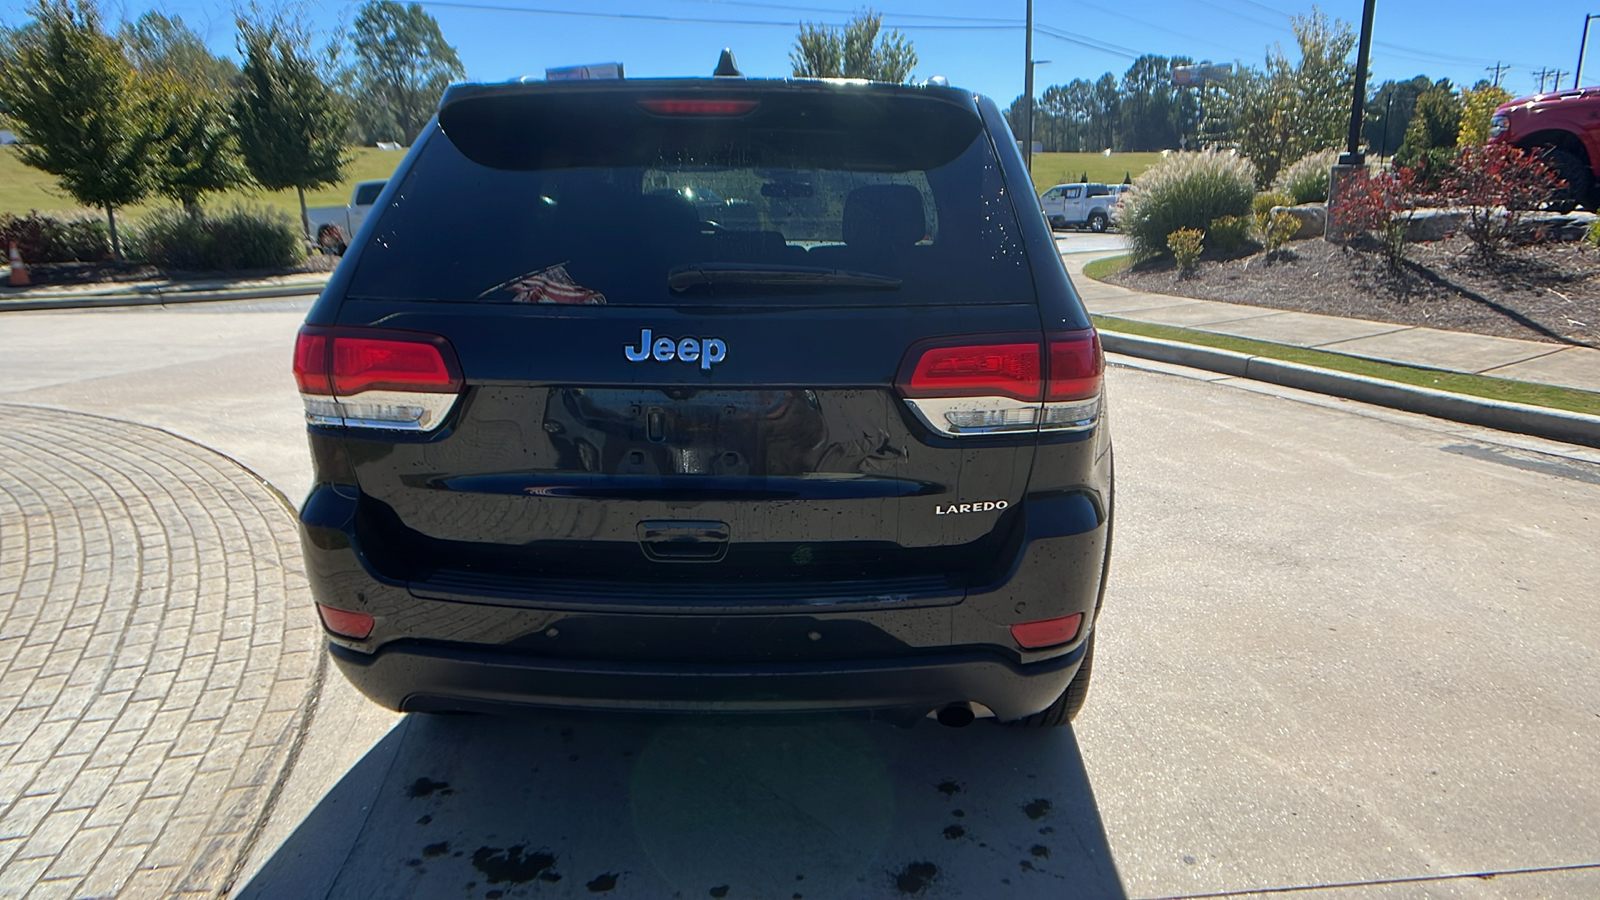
[[1062, 251, 1600, 394], [1060, 246, 1600, 448], [0, 271, 331, 312]]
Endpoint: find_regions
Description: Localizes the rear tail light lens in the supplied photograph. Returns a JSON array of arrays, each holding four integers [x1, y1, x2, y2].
[[1042, 329, 1104, 432], [317, 603, 375, 640], [896, 330, 1103, 437], [293, 327, 463, 431], [904, 342, 1042, 402], [1010, 613, 1083, 649]]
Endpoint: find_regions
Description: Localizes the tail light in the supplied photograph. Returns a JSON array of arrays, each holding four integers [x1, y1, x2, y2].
[[895, 330, 1103, 437], [293, 326, 463, 431]]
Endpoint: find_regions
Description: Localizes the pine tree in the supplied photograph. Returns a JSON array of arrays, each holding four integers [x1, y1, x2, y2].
[[790, 10, 916, 82], [233, 13, 351, 238]]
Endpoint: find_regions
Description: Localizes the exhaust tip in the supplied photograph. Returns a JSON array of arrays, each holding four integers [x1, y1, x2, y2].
[[936, 703, 976, 728]]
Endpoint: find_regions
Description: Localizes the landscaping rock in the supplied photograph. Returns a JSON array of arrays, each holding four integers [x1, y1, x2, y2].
[[1270, 204, 1327, 240], [1513, 210, 1597, 241], [1404, 209, 1467, 242]]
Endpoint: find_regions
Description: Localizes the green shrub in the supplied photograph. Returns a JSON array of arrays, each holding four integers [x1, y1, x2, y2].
[[132, 205, 304, 271], [1585, 219, 1600, 248], [1167, 228, 1204, 275], [1252, 191, 1292, 235], [0, 211, 111, 263], [1120, 150, 1257, 258], [1273, 148, 1338, 204], [1207, 216, 1252, 254], [1265, 210, 1301, 252]]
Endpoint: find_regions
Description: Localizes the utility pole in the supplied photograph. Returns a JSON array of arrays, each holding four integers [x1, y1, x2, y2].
[[1533, 67, 1553, 92], [1022, 0, 1035, 175], [1553, 68, 1570, 91], [1578, 14, 1599, 89], [1485, 61, 1510, 88]]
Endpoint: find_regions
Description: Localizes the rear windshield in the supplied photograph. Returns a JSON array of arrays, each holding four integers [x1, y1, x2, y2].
[[347, 94, 1034, 306]]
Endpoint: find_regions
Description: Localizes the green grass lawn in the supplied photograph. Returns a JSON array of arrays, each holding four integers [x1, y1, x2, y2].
[[1, 146, 407, 223], [5, 145, 1159, 216], [1028, 151, 1163, 195]]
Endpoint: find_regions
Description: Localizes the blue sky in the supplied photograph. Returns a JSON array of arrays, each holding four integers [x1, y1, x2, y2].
[[4, 0, 1591, 102]]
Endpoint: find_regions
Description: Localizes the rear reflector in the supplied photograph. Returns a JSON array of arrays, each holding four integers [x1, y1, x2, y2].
[[637, 98, 759, 116], [293, 327, 464, 431], [1010, 613, 1083, 649], [317, 603, 375, 640]]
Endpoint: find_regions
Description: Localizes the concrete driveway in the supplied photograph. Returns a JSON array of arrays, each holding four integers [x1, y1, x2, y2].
[[0, 298, 1596, 898]]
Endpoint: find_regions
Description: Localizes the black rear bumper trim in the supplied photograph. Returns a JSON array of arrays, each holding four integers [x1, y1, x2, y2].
[[329, 640, 1085, 721]]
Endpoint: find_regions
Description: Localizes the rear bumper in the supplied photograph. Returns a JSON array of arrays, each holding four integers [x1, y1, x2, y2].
[[329, 638, 1086, 721]]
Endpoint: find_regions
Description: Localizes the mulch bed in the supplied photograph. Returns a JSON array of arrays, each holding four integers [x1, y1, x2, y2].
[[1105, 236, 1600, 349], [4, 252, 338, 288]]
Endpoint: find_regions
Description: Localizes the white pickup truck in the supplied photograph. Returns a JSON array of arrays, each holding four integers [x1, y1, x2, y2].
[[1039, 182, 1126, 233], [306, 180, 387, 255]]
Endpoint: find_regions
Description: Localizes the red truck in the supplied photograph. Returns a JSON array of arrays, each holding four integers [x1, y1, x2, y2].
[[1489, 88, 1598, 210]]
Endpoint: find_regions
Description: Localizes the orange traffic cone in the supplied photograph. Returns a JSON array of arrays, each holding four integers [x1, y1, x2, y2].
[[7, 242, 28, 287]]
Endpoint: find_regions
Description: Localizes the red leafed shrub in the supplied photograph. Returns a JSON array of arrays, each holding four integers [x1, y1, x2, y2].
[[1331, 166, 1425, 267], [1437, 144, 1565, 258], [0, 212, 111, 263]]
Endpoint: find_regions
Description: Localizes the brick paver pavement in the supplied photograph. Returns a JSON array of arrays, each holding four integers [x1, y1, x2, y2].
[[0, 405, 321, 899]]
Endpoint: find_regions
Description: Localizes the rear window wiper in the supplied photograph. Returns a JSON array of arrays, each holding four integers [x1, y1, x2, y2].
[[668, 263, 902, 293]]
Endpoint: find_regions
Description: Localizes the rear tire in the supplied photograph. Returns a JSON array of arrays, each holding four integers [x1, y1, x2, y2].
[[1001, 634, 1094, 728], [1088, 212, 1109, 233], [1541, 148, 1592, 213]]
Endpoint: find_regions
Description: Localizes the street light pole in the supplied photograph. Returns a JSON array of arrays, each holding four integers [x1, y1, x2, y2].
[[1023, 0, 1035, 175], [1341, 0, 1377, 166], [1577, 14, 1598, 89]]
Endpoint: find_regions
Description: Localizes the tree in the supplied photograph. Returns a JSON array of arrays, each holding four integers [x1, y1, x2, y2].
[[1091, 73, 1119, 150], [234, 12, 351, 238], [1212, 11, 1355, 186], [1116, 55, 1194, 151], [348, 0, 463, 145], [121, 12, 238, 93], [121, 13, 249, 212], [1394, 81, 1461, 168], [790, 10, 915, 83], [1362, 76, 1432, 159], [0, 0, 159, 258], [148, 82, 249, 211], [1457, 83, 1511, 147]]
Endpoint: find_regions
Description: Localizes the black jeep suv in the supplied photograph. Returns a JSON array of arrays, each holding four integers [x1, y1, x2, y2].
[[293, 73, 1114, 727]]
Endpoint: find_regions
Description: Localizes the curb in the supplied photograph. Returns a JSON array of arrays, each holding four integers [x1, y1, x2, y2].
[[0, 280, 328, 312], [1100, 330, 1600, 450]]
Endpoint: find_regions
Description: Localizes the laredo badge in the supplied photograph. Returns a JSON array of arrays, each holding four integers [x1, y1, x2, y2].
[[935, 500, 1009, 515]]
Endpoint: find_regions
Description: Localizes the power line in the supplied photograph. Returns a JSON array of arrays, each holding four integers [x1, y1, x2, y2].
[[1486, 61, 1510, 87], [394, 0, 1020, 31], [671, 0, 1019, 25]]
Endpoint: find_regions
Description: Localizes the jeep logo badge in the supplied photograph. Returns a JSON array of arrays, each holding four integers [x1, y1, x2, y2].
[[625, 328, 727, 371]]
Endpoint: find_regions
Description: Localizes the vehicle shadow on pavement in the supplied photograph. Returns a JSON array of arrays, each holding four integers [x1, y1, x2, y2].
[[238, 711, 1126, 899]]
